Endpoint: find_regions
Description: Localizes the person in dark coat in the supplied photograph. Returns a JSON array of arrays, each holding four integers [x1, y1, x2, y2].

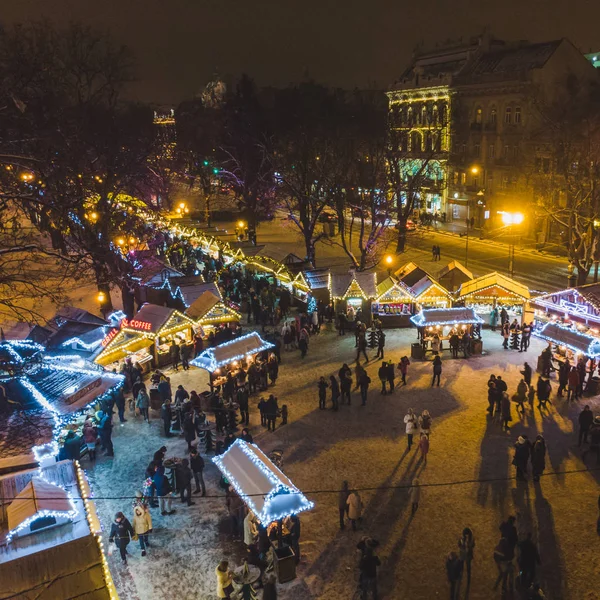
[[289, 515, 301, 564], [513, 437, 530, 480], [257, 397, 267, 427], [386, 361, 395, 394], [578, 405, 594, 446], [582, 415, 600, 465], [317, 376, 328, 409], [237, 385, 250, 425], [161, 401, 172, 437], [500, 392, 512, 431], [567, 366, 580, 402], [445, 551, 463, 600], [98, 411, 114, 457], [432, 356, 442, 387], [517, 532, 540, 589], [157, 377, 172, 403], [181, 342, 191, 371], [536, 376, 552, 410], [520, 362, 532, 387], [378, 362, 388, 395], [266, 395, 278, 432], [267, 355, 279, 385], [557, 360, 570, 397], [169, 341, 181, 371], [114, 387, 127, 423], [109, 512, 134, 563], [189, 448, 206, 495], [240, 428, 253, 443], [177, 458, 195, 506], [183, 412, 196, 451], [329, 375, 340, 411], [374, 329, 385, 360], [339, 364, 352, 405], [358, 370, 371, 406], [531, 435, 546, 481]]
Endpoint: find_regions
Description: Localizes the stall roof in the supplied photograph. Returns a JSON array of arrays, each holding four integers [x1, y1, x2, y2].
[[126, 304, 195, 334], [94, 332, 154, 366], [437, 260, 473, 281], [133, 256, 183, 286], [375, 277, 414, 301], [394, 262, 429, 288], [457, 272, 530, 300], [7, 477, 75, 535], [303, 269, 329, 290], [190, 332, 274, 372], [330, 272, 377, 300], [178, 281, 222, 306], [531, 284, 600, 314], [213, 439, 314, 524], [410, 307, 484, 326], [51, 307, 107, 329], [533, 322, 600, 357], [186, 291, 240, 323]]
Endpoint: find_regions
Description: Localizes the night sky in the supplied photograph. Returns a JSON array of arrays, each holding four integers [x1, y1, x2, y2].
[[3, 0, 599, 104]]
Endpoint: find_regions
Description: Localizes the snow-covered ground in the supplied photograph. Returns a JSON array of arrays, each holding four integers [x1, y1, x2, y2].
[[87, 326, 600, 600]]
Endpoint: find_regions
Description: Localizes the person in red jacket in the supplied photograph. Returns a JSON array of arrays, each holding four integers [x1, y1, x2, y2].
[[567, 367, 580, 402]]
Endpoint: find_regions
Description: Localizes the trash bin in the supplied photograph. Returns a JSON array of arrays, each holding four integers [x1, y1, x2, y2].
[[471, 339, 483, 355], [411, 343, 423, 360], [586, 376, 600, 396], [274, 545, 296, 583]]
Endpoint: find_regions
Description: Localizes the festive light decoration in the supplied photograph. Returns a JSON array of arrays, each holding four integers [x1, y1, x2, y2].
[[533, 321, 600, 357], [307, 296, 317, 313], [213, 439, 314, 524], [60, 336, 104, 351], [191, 332, 274, 372], [410, 307, 484, 327]]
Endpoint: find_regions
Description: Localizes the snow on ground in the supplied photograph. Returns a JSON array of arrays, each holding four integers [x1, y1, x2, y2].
[[87, 325, 600, 600]]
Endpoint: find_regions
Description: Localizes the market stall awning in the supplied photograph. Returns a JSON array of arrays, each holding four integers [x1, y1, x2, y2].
[[190, 332, 274, 372], [457, 272, 530, 301], [410, 307, 484, 327], [186, 291, 241, 324], [213, 439, 314, 524], [533, 322, 600, 357], [7, 477, 76, 535]]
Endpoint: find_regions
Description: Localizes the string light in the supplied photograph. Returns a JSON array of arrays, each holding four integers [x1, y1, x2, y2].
[[533, 322, 600, 357], [410, 307, 484, 327]]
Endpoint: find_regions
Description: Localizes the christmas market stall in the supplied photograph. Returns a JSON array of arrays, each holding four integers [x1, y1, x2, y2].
[[394, 262, 452, 309], [302, 269, 330, 305], [186, 290, 241, 338], [213, 439, 314, 584], [436, 260, 473, 293], [410, 307, 484, 358], [329, 271, 378, 326], [191, 332, 274, 391], [371, 276, 415, 328], [456, 272, 531, 324], [95, 304, 198, 370], [0, 459, 117, 599]]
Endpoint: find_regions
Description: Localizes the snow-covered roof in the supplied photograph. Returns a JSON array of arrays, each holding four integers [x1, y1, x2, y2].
[[190, 333, 274, 372], [330, 272, 377, 300], [178, 281, 222, 306], [7, 477, 76, 538], [213, 439, 314, 524], [533, 322, 600, 357], [410, 307, 484, 327], [457, 272, 530, 300]]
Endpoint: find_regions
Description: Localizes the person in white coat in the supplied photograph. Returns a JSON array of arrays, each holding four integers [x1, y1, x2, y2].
[[346, 490, 363, 531], [243, 509, 258, 551], [404, 408, 418, 451]]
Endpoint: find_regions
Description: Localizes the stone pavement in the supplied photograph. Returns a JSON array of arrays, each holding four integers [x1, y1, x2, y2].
[[88, 325, 600, 600]]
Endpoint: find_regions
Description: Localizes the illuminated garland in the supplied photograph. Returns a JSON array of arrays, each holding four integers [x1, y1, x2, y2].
[[533, 322, 600, 357], [60, 337, 104, 351], [213, 439, 314, 524], [410, 307, 484, 327]]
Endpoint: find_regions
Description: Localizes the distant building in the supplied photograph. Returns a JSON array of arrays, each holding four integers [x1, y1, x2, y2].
[[388, 34, 599, 236]]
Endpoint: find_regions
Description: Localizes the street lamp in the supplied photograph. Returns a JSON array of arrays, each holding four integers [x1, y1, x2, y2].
[[385, 254, 394, 275], [499, 211, 525, 278]]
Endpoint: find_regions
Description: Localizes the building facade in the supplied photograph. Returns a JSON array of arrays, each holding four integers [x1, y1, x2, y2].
[[388, 34, 599, 236]]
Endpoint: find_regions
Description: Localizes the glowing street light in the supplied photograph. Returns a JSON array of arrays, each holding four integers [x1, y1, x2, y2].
[[500, 211, 524, 226], [470, 166, 479, 175], [498, 211, 526, 278], [385, 254, 394, 275], [116, 237, 125, 246], [97, 291, 106, 304]]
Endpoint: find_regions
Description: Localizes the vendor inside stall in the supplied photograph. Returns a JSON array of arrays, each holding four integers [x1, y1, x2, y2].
[[410, 307, 484, 358], [394, 262, 452, 310], [95, 303, 197, 370], [371, 276, 415, 328]]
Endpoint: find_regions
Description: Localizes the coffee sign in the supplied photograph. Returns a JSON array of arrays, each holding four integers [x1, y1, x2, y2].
[[121, 318, 152, 332]]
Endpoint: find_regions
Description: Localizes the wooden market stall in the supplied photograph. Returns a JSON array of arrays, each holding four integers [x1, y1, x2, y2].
[[190, 332, 274, 390], [371, 276, 415, 328], [95, 303, 197, 370], [394, 262, 452, 309], [456, 272, 531, 324], [329, 271, 377, 326], [410, 307, 484, 358], [436, 260, 473, 292], [213, 439, 313, 584], [186, 291, 241, 336]]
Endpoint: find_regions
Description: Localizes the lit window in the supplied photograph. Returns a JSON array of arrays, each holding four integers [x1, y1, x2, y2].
[[484, 210, 490, 219]]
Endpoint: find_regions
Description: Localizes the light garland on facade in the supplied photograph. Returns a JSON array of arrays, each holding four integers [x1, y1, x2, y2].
[[410, 307, 484, 327], [213, 439, 314, 524]]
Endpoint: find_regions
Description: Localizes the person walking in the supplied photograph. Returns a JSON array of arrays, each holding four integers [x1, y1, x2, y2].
[[356, 333, 369, 364], [512, 436, 530, 481], [177, 458, 195, 506], [399, 356, 410, 385], [432, 355, 442, 387], [536, 376, 552, 410], [557, 360, 570, 397], [338, 480, 350, 529], [531, 435, 546, 482], [378, 362, 388, 395], [520, 362, 532, 387], [109, 512, 134, 564], [237, 385, 250, 426], [445, 551, 463, 600], [153, 466, 174, 516], [115, 387, 127, 423], [515, 379, 528, 414], [404, 408, 418, 451], [266, 394, 279, 431], [318, 376, 329, 410], [386, 360, 395, 394], [136, 385, 150, 422], [181, 342, 191, 371], [501, 392, 512, 431], [190, 448, 206, 495], [493, 536, 515, 594], [579, 405, 594, 446], [375, 329, 385, 360], [359, 546, 381, 600], [330, 375, 340, 411], [489, 307, 498, 332], [410, 478, 421, 514], [458, 527, 475, 586], [346, 489, 363, 531], [502, 321, 510, 349], [567, 366, 580, 402], [161, 400, 172, 438], [169, 340, 181, 371], [418, 432, 430, 462], [419, 410, 432, 437], [132, 504, 153, 557], [183, 412, 196, 452], [517, 532, 541, 590]]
